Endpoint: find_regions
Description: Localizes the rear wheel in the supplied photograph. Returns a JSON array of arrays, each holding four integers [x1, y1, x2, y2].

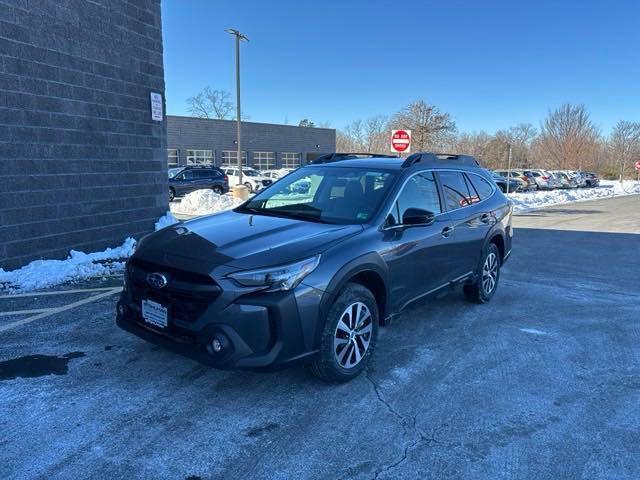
[[308, 283, 378, 383], [464, 243, 501, 304], [169, 187, 175, 202], [212, 185, 223, 194]]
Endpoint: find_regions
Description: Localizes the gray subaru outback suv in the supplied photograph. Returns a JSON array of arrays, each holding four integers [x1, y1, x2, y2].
[[117, 152, 513, 382]]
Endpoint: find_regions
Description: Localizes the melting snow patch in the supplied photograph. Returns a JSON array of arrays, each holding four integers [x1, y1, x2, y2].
[[0, 212, 177, 293], [170, 189, 244, 216], [520, 328, 548, 336]]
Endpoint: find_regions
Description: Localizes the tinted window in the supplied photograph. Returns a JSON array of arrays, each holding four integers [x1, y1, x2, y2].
[[438, 171, 473, 210], [197, 169, 220, 179], [386, 172, 441, 226], [466, 173, 493, 201], [181, 170, 195, 180]]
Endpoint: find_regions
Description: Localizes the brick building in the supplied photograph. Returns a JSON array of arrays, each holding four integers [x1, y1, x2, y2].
[[167, 115, 336, 170], [0, 0, 167, 270]]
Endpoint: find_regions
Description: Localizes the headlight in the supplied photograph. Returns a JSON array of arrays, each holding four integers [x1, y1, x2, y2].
[[227, 255, 320, 292]]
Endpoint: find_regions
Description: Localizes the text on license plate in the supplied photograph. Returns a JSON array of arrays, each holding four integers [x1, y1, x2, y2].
[[142, 299, 168, 329]]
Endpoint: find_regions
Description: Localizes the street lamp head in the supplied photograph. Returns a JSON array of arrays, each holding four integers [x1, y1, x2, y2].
[[225, 28, 249, 42]]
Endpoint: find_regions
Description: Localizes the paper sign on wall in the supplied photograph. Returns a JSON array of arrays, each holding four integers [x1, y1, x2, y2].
[[150, 92, 163, 121]]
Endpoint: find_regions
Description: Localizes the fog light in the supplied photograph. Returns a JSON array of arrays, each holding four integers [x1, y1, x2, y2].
[[211, 337, 223, 353]]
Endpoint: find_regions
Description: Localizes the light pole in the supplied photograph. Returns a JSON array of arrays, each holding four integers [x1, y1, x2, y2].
[[506, 143, 513, 194], [225, 28, 248, 186]]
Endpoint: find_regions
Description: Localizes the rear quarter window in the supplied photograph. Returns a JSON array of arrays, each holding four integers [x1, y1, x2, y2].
[[465, 173, 494, 201]]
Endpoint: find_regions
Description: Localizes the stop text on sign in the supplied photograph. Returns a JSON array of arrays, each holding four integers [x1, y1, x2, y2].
[[391, 129, 411, 153]]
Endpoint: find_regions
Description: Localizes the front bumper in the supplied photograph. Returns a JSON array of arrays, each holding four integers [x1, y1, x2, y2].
[[116, 260, 321, 371]]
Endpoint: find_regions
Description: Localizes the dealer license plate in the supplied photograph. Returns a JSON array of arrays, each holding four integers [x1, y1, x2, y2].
[[142, 299, 168, 329]]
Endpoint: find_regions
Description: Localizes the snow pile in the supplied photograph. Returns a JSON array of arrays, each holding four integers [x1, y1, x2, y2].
[[170, 189, 244, 216], [0, 212, 178, 293], [510, 180, 640, 213], [0, 238, 136, 292], [155, 211, 179, 230]]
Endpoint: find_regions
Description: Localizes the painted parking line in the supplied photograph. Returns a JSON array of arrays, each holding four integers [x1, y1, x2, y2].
[[0, 287, 122, 334], [0, 286, 121, 299], [0, 308, 55, 317]]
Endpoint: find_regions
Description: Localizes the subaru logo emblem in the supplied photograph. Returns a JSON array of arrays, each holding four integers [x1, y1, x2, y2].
[[146, 272, 168, 289]]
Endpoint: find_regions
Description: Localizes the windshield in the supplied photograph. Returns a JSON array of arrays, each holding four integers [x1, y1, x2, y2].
[[168, 168, 183, 179], [236, 166, 398, 224]]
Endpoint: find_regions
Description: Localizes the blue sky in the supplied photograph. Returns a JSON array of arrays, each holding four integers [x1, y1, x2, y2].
[[162, 0, 640, 134]]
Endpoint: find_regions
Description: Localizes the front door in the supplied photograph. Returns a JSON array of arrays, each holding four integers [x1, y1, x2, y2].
[[384, 171, 450, 311]]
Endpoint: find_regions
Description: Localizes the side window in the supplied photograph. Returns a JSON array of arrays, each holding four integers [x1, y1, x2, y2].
[[438, 171, 473, 210], [388, 171, 441, 225], [466, 173, 493, 201], [182, 170, 195, 180]]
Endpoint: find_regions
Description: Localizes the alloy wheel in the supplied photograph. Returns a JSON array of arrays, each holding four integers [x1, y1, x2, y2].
[[333, 302, 373, 369], [482, 252, 498, 295]]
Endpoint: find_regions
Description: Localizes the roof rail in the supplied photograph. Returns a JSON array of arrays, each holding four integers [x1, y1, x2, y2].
[[309, 152, 398, 164], [401, 152, 480, 168]]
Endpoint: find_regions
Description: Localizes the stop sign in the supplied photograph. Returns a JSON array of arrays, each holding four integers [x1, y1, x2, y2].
[[391, 130, 411, 153], [635, 160, 640, 171]]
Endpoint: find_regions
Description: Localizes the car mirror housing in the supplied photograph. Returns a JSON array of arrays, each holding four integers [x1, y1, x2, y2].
[[402, 208, 436, 226]]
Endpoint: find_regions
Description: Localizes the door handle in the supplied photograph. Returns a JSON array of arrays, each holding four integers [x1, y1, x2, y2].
[[441, 226, 454, 238]]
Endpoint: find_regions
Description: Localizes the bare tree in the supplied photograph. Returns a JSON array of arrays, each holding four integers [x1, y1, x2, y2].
[[187, 86, 234, 119], [538, 104, 599, 170], [391, 100, 456, 151], [337, 116, 389, 154], [609, 120, 640, 181]]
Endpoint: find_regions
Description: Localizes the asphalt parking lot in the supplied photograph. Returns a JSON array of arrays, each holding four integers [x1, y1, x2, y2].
[[1, 195, 639, 480]]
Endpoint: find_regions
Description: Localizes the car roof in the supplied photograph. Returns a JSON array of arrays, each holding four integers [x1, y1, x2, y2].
[[306, 155, 485, 173]]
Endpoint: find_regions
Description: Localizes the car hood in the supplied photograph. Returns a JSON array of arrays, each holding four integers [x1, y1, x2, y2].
[[138, 210, 363, 270]]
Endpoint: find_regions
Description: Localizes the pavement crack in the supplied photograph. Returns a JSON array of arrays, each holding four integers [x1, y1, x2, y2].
[[363, 370, 455, 480]]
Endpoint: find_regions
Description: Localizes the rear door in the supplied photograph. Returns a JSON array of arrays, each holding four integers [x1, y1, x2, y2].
[[384, 171, 450, 310], [436, 171, 493, 280]]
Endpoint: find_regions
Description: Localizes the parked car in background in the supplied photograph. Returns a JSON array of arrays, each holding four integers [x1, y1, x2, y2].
[[551, 171, 578, 188], [582, 172, 600, 187], [494, 170, 536, 191], [261, 168, 295, 180], [222, 167, 273, 193], [168, 166, 229, 201], [568, 171, 588, 187], [526, 169, 555, 190], [489, 171, 523, 193], [117, 152, 513, 382]]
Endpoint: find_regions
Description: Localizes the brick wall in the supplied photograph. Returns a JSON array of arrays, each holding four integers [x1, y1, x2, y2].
[[0, 0, 168, 270], [167, 115, 336, 168]]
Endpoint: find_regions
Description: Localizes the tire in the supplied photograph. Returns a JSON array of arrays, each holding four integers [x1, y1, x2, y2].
[[212, 185, 223, 194], [169, 187, 175, 202], [244, 182, 253, 193], [308, 283, 379, 383], [464, 243, 501, 304]]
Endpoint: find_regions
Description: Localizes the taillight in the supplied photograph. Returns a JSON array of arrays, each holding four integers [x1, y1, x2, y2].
[[223, 175, 229, 182], [542, 176, 549, 180]]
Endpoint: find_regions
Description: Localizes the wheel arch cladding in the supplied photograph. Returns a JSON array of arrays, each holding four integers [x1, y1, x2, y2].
[[490, 233, 505, 261], [348, 270, 387, 325]]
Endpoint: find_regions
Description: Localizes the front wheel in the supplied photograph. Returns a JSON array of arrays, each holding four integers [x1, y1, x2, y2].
[[244, 182, 253, 193], [308, 283, 379, 383], [464, 243, 501, 304], [169, 187, 175, 202]]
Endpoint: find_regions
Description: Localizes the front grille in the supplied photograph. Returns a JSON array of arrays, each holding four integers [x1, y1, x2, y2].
[[127, 259, 221, 324]]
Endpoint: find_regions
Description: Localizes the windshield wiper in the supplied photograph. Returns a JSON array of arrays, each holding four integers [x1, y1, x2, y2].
[[237, 206, 332, 224]]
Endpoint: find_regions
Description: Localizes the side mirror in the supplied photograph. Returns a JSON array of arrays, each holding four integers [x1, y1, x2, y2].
[[402, 208, 435, 226]]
